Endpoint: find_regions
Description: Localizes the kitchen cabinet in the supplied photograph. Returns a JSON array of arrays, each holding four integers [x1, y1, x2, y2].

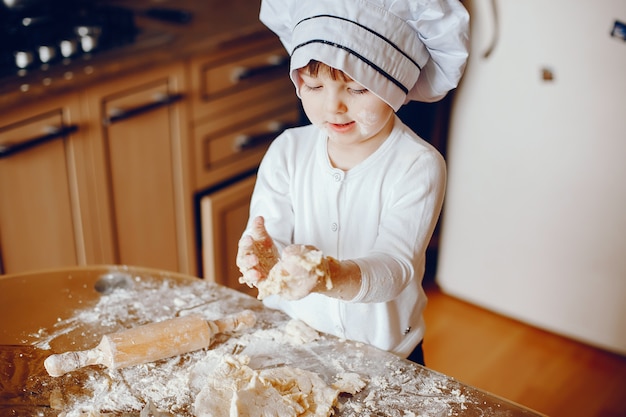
[[191, 32, 300, 290], [0, 28, 298, 281], [189, 32, 298, 190], [83, 63, 195, 275], [0, 93, 100, 274], [201, 175, 256, 297], [0, 64, 195, 276]]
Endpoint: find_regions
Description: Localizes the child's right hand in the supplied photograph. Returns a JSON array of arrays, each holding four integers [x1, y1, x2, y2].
[[236, 216, 279, 287]]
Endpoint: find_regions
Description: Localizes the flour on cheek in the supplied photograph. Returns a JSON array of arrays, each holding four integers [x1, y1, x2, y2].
[[355, 108, 382, 136]]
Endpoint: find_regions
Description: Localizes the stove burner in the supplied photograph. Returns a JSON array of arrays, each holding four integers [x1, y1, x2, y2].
[[0, 2, 138, 78]]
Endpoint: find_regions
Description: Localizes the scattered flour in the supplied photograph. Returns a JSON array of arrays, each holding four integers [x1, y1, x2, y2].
[[23, 272, 474, 416], [284, 319, 321, 344]]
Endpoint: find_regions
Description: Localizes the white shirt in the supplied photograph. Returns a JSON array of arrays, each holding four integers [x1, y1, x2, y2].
[[244, 116, 446, 357]]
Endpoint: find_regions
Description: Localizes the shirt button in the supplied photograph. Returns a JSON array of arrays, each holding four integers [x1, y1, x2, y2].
[[333, 173, 342, 182], [331, 223, 338, 232]]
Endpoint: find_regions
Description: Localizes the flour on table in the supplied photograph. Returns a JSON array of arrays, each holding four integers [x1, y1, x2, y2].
[[24, 272, 475, 417], [284, 319, 320, 344]]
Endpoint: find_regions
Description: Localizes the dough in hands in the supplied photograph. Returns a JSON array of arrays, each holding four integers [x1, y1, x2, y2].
[[257, 245, 332, 300]]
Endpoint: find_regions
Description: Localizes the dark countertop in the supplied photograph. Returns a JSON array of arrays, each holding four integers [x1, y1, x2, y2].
[[0, 0, 269, 111], [0, 265, 546, 416]]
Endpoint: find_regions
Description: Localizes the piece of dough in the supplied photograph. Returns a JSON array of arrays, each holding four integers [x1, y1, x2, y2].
[[333, 372, 367, 395], [193, 354, 359, 417], [257, 245, 332, 300]]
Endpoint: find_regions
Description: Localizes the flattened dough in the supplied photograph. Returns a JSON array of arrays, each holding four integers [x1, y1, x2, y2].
[[193, 355, 361, 417]]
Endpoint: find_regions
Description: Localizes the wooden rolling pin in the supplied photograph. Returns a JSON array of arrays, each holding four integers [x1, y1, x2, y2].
[[44, 310, 256, 377]]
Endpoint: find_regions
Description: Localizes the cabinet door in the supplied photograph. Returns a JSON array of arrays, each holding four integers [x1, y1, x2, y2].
[[201, 175, 256, 297], [0, 96, 86, 274], [87, 65, 195, 274]]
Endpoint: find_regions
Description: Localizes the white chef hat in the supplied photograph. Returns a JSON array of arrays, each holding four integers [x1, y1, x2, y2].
[[260, 0, 470, 110]]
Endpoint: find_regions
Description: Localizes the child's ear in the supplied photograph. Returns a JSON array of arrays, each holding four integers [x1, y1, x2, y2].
[[292, 72, 305, 99]]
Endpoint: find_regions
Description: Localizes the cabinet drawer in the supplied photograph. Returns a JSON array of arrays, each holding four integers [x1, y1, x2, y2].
[[190, 36, 293, 122], [193, 105, 299, 190], [102, 80, 183, 125], [200, 47, 288, 99]]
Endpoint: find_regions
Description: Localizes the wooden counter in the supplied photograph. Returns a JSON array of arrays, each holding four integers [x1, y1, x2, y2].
[[0, 0, 267, 110], [0, 266, 546, 416]]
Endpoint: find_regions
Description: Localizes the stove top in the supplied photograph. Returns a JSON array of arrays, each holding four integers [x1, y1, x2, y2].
[[0, 1, 139, 78]]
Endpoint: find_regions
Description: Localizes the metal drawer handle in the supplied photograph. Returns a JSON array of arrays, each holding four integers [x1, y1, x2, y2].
[[234, 121, 293, 151], [103, 93, 184, 126], [231, 55, 289, 83], [0, 124, 78, 159]]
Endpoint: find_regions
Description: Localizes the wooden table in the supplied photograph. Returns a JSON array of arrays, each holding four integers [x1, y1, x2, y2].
[[0, 266, 545, 416]]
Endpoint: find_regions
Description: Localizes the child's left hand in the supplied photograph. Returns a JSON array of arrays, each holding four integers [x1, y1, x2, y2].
[[237, 216, 279, 288]]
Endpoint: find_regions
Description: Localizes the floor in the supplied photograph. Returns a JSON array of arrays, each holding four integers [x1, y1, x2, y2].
[[422, 280, 626, 417]]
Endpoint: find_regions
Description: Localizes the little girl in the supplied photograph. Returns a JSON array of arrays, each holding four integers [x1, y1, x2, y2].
[[237, 0, 469, 365]]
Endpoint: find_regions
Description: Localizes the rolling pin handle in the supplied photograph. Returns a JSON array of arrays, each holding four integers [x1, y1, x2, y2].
[[44, 350, 98, 377]]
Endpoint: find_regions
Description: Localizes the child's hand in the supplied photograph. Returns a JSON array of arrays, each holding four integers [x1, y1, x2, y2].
[[257, 244, 333, 300], [237, 216, 279, 287]]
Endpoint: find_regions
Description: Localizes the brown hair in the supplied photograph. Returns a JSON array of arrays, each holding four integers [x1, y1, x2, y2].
[[298, 60, 352, 82]]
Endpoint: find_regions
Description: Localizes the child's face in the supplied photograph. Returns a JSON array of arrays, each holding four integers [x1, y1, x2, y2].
[[297, 67, 395, 148]]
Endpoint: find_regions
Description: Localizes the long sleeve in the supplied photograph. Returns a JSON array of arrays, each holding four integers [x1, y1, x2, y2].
[[352, 146, 446, 303]]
